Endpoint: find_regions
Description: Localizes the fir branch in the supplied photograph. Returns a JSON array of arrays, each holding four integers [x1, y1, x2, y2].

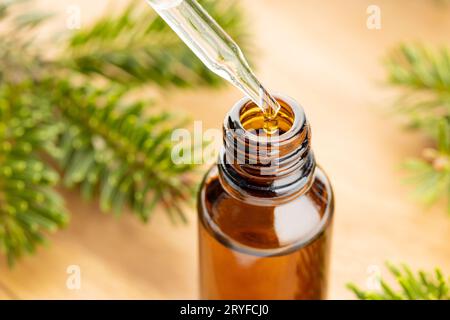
[[386, 44, 450, 137], [46, 80, 196, 222], [0, 0, 248, 263], [386, 44, 450, 213], [0, 0, 67, 264], [65, 0, 250, 88], [0, 82, 68, 265], [348, 263, 450, 300], [403, 120, 450, 212]]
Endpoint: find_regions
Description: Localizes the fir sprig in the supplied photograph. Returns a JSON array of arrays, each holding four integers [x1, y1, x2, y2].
[[66, 0, 249, 88], [386, 44, 450, 213], [0, 82, 68, 265], [0, 0, 67, 264], [403, 120, 450, 212], [49, 80, 196, 222], [348, 263, 450, 300], [0, 0, 249, 263]]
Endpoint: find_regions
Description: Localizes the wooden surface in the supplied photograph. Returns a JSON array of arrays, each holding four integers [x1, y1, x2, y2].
[[1, 0, 450, 299]]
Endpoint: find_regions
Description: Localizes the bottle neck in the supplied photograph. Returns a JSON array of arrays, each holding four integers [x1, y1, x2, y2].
[[218, 95, 316, 206]]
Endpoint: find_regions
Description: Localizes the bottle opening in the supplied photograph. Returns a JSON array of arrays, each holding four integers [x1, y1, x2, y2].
[[220, 94, 315, 204], [239, 99, 295, 136]]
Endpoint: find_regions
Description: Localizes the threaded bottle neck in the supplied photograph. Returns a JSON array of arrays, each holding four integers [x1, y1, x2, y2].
[[218, 95, 316, 205]]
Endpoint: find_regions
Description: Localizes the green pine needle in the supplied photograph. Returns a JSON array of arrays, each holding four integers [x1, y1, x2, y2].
[[386, 44, 450, 214], [348, 263, 450, 300]]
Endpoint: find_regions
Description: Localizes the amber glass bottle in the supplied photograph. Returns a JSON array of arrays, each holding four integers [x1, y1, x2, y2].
[[198, 95, 334, 300]]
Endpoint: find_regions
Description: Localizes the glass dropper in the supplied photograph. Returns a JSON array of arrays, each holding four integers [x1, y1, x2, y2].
[[144, 0, 281, 119]]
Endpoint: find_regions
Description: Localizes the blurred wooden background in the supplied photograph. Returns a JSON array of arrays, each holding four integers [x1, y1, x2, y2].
[[1, 0, 450, 299]]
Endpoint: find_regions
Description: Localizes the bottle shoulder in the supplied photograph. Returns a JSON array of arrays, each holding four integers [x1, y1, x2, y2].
[[198, 165, 334, 255], [199, 165, 334, 211]]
